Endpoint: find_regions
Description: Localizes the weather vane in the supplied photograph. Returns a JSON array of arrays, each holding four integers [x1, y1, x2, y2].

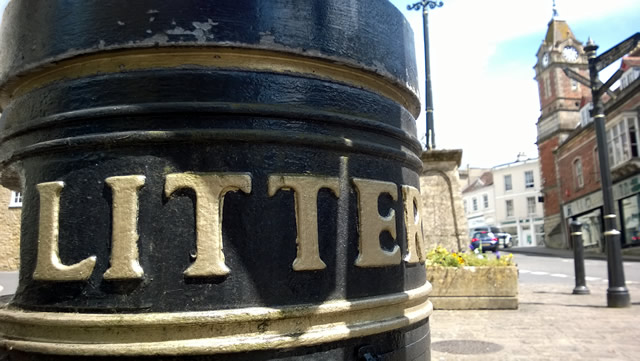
[[552, 0, 558, 18], [407, 1, 444, 150]]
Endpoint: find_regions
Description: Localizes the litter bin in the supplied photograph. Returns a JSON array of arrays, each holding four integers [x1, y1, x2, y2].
[[0, 1, 431, 359]]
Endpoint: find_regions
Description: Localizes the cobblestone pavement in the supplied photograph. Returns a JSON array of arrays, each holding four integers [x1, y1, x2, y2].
[[430, 283, 640, 361]]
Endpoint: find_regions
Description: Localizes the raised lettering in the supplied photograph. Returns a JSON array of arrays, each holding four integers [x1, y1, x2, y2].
[[402, 185, 426, 264], [165, 173, 251, 277], [268, 175, 340, 271], [352, 178, 400, 267], [103, 175, 145, 280], [33, 181, 97, 281]]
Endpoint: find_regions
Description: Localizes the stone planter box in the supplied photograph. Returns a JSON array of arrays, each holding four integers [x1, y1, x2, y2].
[[426, 266, 518, 310]]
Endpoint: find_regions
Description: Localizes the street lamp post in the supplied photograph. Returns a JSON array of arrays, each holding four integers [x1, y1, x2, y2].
[[407, 1, 443, 150], [584, 38, 631, 308]]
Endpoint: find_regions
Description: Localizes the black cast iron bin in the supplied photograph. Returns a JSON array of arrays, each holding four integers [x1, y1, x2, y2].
[[0, 1, 432, 360]]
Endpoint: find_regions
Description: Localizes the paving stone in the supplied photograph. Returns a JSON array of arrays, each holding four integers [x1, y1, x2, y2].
[[430, 283, 640, 360]]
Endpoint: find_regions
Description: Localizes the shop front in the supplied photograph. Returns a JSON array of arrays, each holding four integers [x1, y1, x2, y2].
[[614, 174, 640, 247], [499, 218, 544, 247], [563, 173, 640, 251]]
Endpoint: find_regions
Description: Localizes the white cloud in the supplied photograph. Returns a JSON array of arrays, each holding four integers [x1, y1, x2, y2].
[[0, 0, 636, 168], [394, 0, 640, 167]]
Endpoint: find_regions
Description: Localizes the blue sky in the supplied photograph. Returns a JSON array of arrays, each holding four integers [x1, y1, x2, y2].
[[1, 0, 638, 167], [390, 0, 640, 167]]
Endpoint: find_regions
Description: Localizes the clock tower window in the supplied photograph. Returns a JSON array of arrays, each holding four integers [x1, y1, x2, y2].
[[543, 76, 552, 98]]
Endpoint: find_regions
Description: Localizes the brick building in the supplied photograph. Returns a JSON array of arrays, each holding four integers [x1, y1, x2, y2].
[[557, 52, 640, 251], [534, 12, 640, 251], [534, 14, 591, 248]]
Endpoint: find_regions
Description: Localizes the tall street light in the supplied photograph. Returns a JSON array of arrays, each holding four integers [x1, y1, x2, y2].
[[407, 1, 443, 151], [584, 33, 640, 308]]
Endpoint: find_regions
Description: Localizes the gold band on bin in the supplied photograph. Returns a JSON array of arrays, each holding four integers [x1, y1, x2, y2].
[[0, 283, 432, 356], [1, 47, 420, 118]]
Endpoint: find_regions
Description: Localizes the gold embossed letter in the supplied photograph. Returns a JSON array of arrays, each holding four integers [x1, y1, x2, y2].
[[103, 175, 146, 280], [268, 175, 340, 271], [165, 173, 251, 277], [33, 181, 97, 281], [352, 178, 400, 267], [402, 185, 426, 264]]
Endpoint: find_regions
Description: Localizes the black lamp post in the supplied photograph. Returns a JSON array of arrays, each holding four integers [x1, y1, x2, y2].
[[407, 1, 443, 150], [584, 37, 631, 308]]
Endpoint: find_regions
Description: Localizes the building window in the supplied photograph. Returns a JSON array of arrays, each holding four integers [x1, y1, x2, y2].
[[9, 191, 22, 208], [524, 171, 535, 189], [506, 200, 514, 217], [571, 79, 579, 91], [472, 197, 478, 211], [543, 75, 552, 98], [573, 158, 584, 189], [483, 194, 489, 209], [580, 102, 593, 126], [620, 68, 640, 90], [630, 120, 639, 158], [621, 194, 640, 245], [577, 208, 602, 248], [607, 116, 639, 167], [527, 197, 536, 215], [504, 175, 512, 191]]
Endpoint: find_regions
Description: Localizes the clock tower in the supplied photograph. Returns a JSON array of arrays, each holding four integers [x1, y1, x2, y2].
[[534, 12, 590, 248]]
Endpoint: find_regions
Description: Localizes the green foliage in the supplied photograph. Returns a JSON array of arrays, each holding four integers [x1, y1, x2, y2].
[[425, 245, 515, 268]]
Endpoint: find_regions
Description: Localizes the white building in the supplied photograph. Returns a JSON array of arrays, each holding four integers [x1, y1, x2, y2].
[[492, 157, 544, 246], [462, 172, 496, 231]]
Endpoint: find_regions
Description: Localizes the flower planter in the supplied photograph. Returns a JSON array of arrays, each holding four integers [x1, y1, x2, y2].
[[426, 266, 518, 310]]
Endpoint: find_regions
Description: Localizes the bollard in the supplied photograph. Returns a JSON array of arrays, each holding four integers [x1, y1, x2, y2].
[[0, 1, 432, 360], [571, 221, 590, 295]]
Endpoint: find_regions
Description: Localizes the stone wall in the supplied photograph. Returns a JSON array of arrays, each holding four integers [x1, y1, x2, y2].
[[420, 149, 468, 253], [426, 266, 519, 310], [0, 185, 21, 271]]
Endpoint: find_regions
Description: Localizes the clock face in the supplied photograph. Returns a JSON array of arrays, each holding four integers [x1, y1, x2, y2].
[[562, 46, 579, 62], [542, 53, 550, 67]]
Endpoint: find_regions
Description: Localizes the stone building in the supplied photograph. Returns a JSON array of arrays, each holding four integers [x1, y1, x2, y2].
[[492, 157, 544, 246], [458, 166, 490, 191], [461, 171, 495, 231], [462, 157, 544, 247], [0, 185, 21, 270]]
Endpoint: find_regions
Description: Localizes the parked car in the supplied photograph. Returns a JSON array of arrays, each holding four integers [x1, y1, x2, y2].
[[470, 231, 499, 252], [496, 232, 513, 248], [472, 226, 512, 248], [472, 226, 502, 235]]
